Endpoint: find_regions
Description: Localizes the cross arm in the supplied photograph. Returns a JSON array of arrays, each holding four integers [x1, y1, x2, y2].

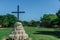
[[11, 11, 25, 13]]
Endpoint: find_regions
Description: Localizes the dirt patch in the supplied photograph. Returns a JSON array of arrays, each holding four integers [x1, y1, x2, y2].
[[29, 38, 32, 40], [2, 37, 6, 40]]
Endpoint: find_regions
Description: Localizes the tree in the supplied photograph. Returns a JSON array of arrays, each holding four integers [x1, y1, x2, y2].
[[2, 15, 9, 27], [56, 10, 60, 28], [28, 20, 40, 27], [40, 14, 58, 27], [0, 15, 4, 27], [6, 14, 18, 27], [21, 21, 28, 26], [0, 15, 3, 25], [0, 14, 18, 27]]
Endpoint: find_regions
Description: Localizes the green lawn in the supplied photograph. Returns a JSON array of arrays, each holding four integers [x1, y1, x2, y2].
[[0, 28, 12, 40], [0, 27, 60, 40]]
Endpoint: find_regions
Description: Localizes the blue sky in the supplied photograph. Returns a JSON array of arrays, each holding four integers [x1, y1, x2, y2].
[[0, 0, 60, 21]]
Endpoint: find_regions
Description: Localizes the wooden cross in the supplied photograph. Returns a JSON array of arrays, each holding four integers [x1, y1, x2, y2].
[[12, 5, 25, 21]]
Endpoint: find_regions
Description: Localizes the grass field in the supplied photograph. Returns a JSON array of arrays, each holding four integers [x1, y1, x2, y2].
[[0, 27, 60, 40]]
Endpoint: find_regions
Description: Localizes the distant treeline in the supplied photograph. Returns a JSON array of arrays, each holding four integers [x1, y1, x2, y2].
[[0, 10, 60, 28]]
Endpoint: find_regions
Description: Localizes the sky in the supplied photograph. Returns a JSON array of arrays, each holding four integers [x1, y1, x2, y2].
[[0, 0, 60, 21]]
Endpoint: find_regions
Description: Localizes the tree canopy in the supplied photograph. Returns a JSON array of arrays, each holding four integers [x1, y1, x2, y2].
[[40, 14, 58, 27], [0, 14, 18, 27]]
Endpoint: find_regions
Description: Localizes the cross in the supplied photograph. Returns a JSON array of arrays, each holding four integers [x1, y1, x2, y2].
[[12, 5, 25, 21]]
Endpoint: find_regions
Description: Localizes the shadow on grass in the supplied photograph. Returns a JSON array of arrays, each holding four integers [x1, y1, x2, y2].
[[33, 31, 60, 38]]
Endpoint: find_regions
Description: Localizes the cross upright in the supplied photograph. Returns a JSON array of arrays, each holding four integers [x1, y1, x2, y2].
[[12, 5, 25, 21]]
